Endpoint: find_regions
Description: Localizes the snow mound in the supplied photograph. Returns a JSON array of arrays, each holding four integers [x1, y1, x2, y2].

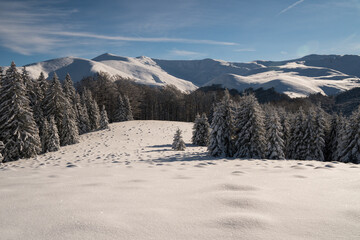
[[0, 120, 359, 240]]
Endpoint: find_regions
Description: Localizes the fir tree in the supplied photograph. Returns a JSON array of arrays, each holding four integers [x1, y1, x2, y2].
[[0, 141, 4, 163], [37, 72, 48, 101], [208, 89, 233, 157], [172, 128, 186, 151], [46, 116, 60, 152], [339, 107, 360, 163], [83, 89, 100, 130], [100, 105, 110, 130], [43, 73, 76, 145], [327, 114, 341, 162], [192, 113, 210, 146], [278, 109, 290, 158], [76, 93, 90, 134], [265, 110, 285, 160], [60, 108, 79, 145], [288, 107, 307, 160], [114, 95, 126, 122], [63, 73, 76, 105], [0, 62, 41, 161], [123, 95, 134, 121], [233, 94, 266, 159]]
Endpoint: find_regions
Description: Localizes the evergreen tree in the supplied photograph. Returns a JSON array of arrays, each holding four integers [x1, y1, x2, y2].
[[37, 72, 48, 101], [278, 109, 290, 158], [192, 113, 210, 146], [76, 93, 90, 134], [100, 105, 110, 130], [46, 116, 60, 152], [60, 108, 79, 146], [288, 107, 307, 160], [0, 62, 41, 161], [43, 73, 76, 145], [63, 73, 76, 105], [114, 95, 126, 122], [83, 89, 100, 130], [123, 94, 134, 121], [233, 94, 266, 159], [339, 107, 360, 163], [208, 90, 233, 157], [0, 141, 4, 163], [333, 114, 347, 162], [40, 118, 49, 152], [327, 114, 341, 162], [172, 128, 186, 151], [265, 110, 285, 160]]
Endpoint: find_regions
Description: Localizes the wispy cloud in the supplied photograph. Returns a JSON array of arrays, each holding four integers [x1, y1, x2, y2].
[[0, 0, 236, 56], [278, 0, 305, 16], [170, 49, 203, 57], [235, 48, 256, 52]]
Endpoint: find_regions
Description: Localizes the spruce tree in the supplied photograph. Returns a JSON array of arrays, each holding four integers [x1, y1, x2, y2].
[[43, 73, 76, 146], [0, 141, 4, 163], [40, 118, 49, 153], [192, 113, 210, 146], [114, 95, 126, 122], [172, 128, 186, 151], [100, 105, 110, 130], [123, 94, 134, 121], [63, 73, 76, 105], [0, 62, 41, 161], [76, 93, 90, 134], [46, 116, 60, 152], [208, 89, 233, 157], [327, 114, 341, 162], [60, 108, 79, 145], [83, 89, 100, 130], [288, 107, 307, 160], [37, 72, 48, 101], [265, 110, 285, 160], [339, 107, 360, 163], [233, 94, 266, 159]]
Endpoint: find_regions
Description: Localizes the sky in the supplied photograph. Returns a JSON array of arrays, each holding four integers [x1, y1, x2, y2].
[[0, 0, 360, 66]]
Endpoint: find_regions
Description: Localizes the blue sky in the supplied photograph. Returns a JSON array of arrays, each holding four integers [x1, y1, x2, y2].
[[0, 0, 360, 66]]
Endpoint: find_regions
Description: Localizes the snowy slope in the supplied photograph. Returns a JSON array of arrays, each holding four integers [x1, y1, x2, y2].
[[4, 53, 360, 97], [1, 120, 359, 240]]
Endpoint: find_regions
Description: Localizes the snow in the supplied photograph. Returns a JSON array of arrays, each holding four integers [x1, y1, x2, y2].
[[1, 120, 359, 239]]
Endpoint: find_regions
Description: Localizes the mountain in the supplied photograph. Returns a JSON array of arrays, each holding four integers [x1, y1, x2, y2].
[[3, 53, 360, 97]]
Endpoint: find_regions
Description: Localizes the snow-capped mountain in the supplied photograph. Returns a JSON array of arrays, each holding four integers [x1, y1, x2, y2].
[[5, 53, 360, 97]]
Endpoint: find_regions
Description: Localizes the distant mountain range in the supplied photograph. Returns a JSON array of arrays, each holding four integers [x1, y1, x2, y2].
[[4, 53, 360, 97]]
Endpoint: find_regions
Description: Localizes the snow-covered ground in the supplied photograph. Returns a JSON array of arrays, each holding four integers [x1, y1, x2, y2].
[[0, 121, 359, 239]]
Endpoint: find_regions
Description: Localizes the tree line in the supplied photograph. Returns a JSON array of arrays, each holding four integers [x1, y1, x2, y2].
[[0, 62, 132, 162], [191, 90, 359, 163]]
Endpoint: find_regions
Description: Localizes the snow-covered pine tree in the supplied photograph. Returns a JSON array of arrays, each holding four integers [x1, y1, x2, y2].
[[43, 73, 76, 146], [83, 89, 100, 130], [312, 106, 327, 161], [333, 114, 347, 162], [172, 128, 186, 151], [192, 113, 210, 146], [233, 94, 266, 159], [123, 94, 134, 121], [0, 62, 41, 161], [100, 105, 110, 129], [46, 116, 60, 152], [60, 108, 79, 145], [114, 95, 126, 122], [265, 110, 285, 160], [63, 73, 76, 105], [76, 93, 90, 134], [327, 114, 341, 162], [339, 107, 360, 163], [208, 89, 233, 157], [37, 72, 48, 101], [288, 107, 307, 160], [278, 108, 290, 157], [40, 118, 49, 153]]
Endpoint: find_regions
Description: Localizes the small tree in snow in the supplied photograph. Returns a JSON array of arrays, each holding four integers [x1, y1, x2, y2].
[[265, 110, 285, 160], [192, 113, 210, 146], [60, 108, 79, 146], [172, 128, 186, 151], [42, 116, 60, 153], [100, 105, 110, 130]]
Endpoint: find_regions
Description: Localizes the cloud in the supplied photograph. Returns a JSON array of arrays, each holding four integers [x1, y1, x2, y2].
[[0, 0, 237, 56], [170, 49, 203, 56], [278, 0, 305, 16], [235, 48, 256, 52]]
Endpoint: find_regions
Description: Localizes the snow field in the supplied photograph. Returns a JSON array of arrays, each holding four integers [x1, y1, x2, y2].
[[0, 121, 359, 239]]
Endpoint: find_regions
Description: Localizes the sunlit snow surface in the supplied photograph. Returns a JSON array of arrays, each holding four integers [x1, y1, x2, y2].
[[1, 121, 359, 239]]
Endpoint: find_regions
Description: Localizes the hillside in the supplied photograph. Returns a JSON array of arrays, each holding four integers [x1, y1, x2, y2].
[[1, 120, 359, 240], [3, 53, 360, 97]]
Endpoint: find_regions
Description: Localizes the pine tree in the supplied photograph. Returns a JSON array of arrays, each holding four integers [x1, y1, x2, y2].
[[123, 94, 134, 121], [327, 114, 341, 162], [76, 93, 90, 134], [100, 105, 110, 130], [192, 113, 210, 146], [208, 89, 233, 157], [172, 128, 186, 151], [0, 62, 41, 161], [46, 116, 60, 152], [278, 109, 290, 157], [60, 108, 79, 145], [114, 95, 126, 122], [233, 94, 266, 159], [63, 73, 76, 105], [333, 114, 347, 162], [288, 107, 307, 160], [339, 107, 360, 163], [0, 141, 4, 163], [43, 73, 76, 146], [265, 110, 285, 160], [37, 72, 48, 101], [83, 89, 100, 130], [40, 118, 49, 152]]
